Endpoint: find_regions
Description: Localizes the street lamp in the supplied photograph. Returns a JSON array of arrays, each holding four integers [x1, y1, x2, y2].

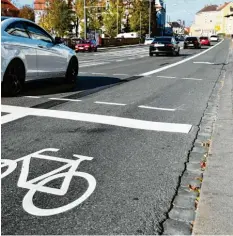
[[149, 0, 152, 37], [84, 0, 87, 39]]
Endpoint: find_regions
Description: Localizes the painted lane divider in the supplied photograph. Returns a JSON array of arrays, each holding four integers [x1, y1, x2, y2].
[[49, 98, 82, 102], [1, 105, 192, 134], [193, 62, 215, 64], [138, 105, 176, 111], [140, 40, 224, 76], [94, 101, 127, 106]]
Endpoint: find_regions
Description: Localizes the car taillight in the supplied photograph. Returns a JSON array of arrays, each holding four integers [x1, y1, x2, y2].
[[194, 41, 198, 43], [85, 45, 89, 47], [167, 44, 173, 47]]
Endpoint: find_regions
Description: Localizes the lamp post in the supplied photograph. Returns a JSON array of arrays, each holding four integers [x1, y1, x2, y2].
[[84, 0, 87, 39], [149, 0, 152, 36]]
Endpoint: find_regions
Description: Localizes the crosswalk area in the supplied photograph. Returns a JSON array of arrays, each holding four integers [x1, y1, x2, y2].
[[78, 47, 150, 68]]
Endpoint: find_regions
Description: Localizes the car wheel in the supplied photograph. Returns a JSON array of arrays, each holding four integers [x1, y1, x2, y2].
[[65, 57, 78, 84], [184, 46, 187, 49], [149, 52, 153, 56], [94, 47, 97, 52], [176, 49, 180, 56], [2, 59, 25, 97]]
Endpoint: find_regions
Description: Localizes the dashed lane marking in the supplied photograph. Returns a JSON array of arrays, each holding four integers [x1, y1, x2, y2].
[[91, 73, 106, 75], [94, 101, 126, 106], [181, 78, 203, 81], [157, 76, 176, 79], [138, 105, 176, 112], [113, 73, 129, 76], [48, 98, 82, 102], [193, 62, 214, 64], [1, 105, 192, 134], [24, 96, 41, 99]]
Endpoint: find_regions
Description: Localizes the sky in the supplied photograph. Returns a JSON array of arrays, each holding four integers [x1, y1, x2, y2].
[[16, 0, 227, 26]]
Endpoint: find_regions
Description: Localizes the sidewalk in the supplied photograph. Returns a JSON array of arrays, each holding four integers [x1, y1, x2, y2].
[[193, 42, 233, 234]]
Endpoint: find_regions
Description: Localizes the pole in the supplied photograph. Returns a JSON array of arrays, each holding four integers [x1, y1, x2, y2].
[[117, 2, 119, 35], [84, 0, 87, 39], [149, 0, 151, 36], [140, 11, 142, 42]]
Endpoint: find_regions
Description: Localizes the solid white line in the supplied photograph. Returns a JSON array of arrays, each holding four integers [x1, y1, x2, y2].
[[1, 105, 192, 133], [79, 72, 88, 74], [79, 62, 110, 68], [48, 98, 82, 102], [94, 101, 126, 106], [157, 76, 176, 79], [140, 40, 223, 76], [181, 78, 203, 81], [24, 96, 41, 99], [193, 62, 214, 64], [1, 113, 28, 124], [113, 73, 129, 76], [138, 105, 176, 111]]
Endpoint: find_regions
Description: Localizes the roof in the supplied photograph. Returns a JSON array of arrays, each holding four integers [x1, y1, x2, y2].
[[169, 22, 181, 28], [34, 0, 46, 10], [217, 2, 230, 11], [197, 5, 218, 13], [1, 0, 19, 12]]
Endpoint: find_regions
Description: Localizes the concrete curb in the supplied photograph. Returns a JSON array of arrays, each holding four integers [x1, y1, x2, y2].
[[161, 41, 230, 236]]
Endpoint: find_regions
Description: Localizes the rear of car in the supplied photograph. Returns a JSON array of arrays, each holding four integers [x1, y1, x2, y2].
[[210, 35, 219, 42], [144, 38, 154, 45], [200, 36, 211, 46], [149, 37, 180, 56], [184, 37, 201, 49], [75, 39, 97, 52]]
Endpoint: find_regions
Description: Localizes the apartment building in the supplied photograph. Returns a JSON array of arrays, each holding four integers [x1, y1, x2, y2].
[[190, 2, 233, 37]]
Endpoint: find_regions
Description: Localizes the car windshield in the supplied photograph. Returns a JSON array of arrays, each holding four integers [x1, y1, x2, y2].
[[153, 37, 171, 43], [211, 35, 218, 37], [200, 37, 208, 40]]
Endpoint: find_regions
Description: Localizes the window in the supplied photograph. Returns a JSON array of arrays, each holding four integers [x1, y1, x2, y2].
[[25, 23, 53, 43], [5, 22, 29, 38]]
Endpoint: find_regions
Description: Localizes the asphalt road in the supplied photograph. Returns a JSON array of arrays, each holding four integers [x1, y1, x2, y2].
[[1, 40, 230, 235]]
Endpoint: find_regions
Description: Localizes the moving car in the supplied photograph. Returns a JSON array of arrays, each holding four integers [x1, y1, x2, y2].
[[75, 39, 97, 52], [184, 36, 201, 49], [1, 17, 79, 96], [210, 35, 219, 42], [200, 36, 211, 46], [149, 36, 180, 56], [144, 38, 154, 45]]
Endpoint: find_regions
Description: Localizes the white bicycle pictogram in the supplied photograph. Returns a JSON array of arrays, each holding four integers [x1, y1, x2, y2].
[[1, 148, 96, 216]]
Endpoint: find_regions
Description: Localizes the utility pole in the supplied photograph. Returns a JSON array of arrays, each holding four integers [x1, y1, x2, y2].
[[117, 1, 119, 35], [84, 0, 87, 39], [140, 11, 142, 42], [149, 0, 151, 36]]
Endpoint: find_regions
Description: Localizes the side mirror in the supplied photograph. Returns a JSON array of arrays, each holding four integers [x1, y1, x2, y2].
[[54, 37, 62, 44]]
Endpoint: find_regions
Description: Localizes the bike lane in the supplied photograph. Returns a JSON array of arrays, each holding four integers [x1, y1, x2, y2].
[[1, 112, 196, 235]]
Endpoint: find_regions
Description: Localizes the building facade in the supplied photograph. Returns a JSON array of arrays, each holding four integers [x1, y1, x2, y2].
[[190, 2, 233, 37]]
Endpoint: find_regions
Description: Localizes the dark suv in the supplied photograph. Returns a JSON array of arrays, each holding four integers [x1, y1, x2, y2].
[[184, 37, 201, 49]]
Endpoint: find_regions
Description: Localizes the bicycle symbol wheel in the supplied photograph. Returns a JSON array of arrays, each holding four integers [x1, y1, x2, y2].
[[22, 171, 96, 216]]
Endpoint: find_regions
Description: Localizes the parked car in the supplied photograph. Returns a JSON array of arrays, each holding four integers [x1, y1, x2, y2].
[[184, 36, 201, 49], [1, 17, 78, 96], [75, 39, 97, 52], [200, 36, 211, 46], [210, 35, 219, 42], [149, 36, 180, 56], [144, 38, 154, 45]]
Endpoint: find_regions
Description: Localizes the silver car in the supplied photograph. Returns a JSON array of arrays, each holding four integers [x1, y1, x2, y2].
[[1, 17, 79, 96]]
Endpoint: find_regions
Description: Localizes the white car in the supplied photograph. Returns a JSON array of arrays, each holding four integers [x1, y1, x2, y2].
[[1, 17, 79, 96], [210, 35, 219, 42], [144, 38, 154, 45]]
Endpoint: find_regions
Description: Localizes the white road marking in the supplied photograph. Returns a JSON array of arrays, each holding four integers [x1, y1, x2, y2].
[[157, 76, 176, 79], [140, 40, 223, 76], [49, 98, 82, 102], [138, 105, 176, 111], [181, 78, 203, 81], [1, 105, 192, 133], [94, 101, 126, 106], [1, 113, 28, 124], [79, 62, 110, 68], [116, 59, 124, 62], [113, 73, 129, 76], [24, 96, 41, 99], [91, 73, 106, 75], [79, 72, 88, 74], [193, 62, 214, 64]]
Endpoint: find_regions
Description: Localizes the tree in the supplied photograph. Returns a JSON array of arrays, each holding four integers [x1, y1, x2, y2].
[[19, 5, 35, 21], [39, 0, 75, 37], [75, 0, 104, 37], [129, 0, 149, 36], [102, 0, 123, 37]]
